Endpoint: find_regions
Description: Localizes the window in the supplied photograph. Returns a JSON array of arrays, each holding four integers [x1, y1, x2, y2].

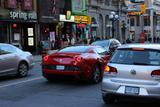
[[105, 0, 110, 5], [112, 0, 118, 6], [94, 47, 108, 55], [0, 45, 17, 55], [4, 0, 17, 9], [144, 16, 150, 26], [22, 0, 33, 11], [110, 49, 160, 66]]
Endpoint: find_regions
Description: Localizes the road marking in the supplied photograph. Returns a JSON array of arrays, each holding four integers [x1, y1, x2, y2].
[[0, 77, 43, 88]]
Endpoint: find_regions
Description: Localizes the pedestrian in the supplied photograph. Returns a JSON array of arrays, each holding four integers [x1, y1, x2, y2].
[[126, 38, 132, 43]]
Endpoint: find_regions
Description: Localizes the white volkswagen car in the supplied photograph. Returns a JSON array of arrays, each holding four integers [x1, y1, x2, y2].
[[102, 44, 160, 103]]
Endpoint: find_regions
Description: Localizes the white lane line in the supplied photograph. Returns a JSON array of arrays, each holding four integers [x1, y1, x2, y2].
[[0, 77, 43, 88]]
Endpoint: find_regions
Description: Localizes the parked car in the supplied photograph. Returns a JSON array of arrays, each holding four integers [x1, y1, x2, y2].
[[101, 44, 160, 103], [42, 45, 111, 83], [91, 39, 121, 55], [0, 43, 34, 77]]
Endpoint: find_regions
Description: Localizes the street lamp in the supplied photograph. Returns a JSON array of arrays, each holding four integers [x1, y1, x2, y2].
[[109, 11, 119, 38]]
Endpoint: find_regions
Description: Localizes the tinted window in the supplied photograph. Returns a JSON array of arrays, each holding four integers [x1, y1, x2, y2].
[[59, 46, 90, 53], [0, 45, 17, 55], [110, 49, 160, 66], [94, 48, 108, 55], [92, 40, 109, 48]]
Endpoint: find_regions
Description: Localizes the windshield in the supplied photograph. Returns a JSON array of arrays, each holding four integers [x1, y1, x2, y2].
[[110, 49, 160, 66], [59, 46, 89, 53], [91, 40, 109, 48]]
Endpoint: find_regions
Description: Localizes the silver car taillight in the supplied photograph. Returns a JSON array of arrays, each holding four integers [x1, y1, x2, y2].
[[104, 66, 117, 76], [151, 70, 160, 80]]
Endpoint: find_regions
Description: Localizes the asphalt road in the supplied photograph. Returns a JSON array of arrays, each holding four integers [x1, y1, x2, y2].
[[0, 62, 159, 107]]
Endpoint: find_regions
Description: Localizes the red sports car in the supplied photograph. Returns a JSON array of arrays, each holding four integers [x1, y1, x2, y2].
[[42, 45, 110, 83]]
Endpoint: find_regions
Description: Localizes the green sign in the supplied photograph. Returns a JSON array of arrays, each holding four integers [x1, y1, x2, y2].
[[72, 0, 86, 15]]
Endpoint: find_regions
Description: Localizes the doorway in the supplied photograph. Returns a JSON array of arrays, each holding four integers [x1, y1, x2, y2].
[[23, 24, 36, 54]]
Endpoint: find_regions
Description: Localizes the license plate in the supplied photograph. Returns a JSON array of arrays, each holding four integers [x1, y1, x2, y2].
[[125, 86, 139, 95], [56, 65, 65, 70]]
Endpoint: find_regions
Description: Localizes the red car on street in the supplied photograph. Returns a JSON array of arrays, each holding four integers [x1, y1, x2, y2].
[[42, 45, 110, 83]]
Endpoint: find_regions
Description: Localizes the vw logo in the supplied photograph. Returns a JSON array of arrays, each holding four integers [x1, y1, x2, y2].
[[130, 69, 136, 75]]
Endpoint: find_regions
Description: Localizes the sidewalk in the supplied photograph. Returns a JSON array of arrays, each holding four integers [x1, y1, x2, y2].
[[33, 55, 42, 62]]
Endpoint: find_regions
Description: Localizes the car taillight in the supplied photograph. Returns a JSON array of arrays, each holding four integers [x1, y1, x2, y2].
[[151, 70, 160, 77], [74, 56, 82, 62], [43, 55, 49, 62], [104, 66, 117, 74]]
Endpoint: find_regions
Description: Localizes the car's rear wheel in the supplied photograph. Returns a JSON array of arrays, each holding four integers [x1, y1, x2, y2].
[[91, 65, 101, 83], [102, 95, 116, 104], [17, 62, 28, 77]]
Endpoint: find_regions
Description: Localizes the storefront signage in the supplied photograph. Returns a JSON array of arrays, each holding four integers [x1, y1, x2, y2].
[[10, 11, 37, 20], [59, 15, 74, 22], [127, 4, 141, 12], [127, 4, 146, 15], [74, 16, 91, 24]]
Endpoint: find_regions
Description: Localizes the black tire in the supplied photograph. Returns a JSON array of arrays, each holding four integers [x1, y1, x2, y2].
[[102, 95, 116, 104], [17, 62, 28, 77], [91, 65, 102, 84]]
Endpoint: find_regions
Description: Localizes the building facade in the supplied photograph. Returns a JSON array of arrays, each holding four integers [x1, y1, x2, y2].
[[126, 0, 160, 43], [87, 0, 127, 42], [0, 0, 38, 53]]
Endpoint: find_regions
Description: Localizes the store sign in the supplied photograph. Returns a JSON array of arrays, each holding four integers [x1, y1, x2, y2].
[[59, 15, 74, 22], [10, 11, 37, 20], [127, 4, 141, 12], [127, 4, 146, 15], [74, 16, 91, 24]]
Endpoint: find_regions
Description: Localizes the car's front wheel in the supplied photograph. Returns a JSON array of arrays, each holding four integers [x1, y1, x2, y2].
[[17, 62, 28, 77]]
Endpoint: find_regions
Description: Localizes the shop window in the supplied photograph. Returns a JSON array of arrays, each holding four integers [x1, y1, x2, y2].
[[27, 28, 34, 46], [4, 0, 17, 9], [51, 0, 56, 15], [144, 16, 150, 26], [22, 0, 33, 11]]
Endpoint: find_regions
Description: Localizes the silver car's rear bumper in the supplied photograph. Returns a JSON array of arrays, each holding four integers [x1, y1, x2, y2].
[[101, 78, 160, 99]]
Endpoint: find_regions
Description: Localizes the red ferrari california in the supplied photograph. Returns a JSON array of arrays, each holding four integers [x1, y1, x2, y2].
[[42, 45, 110, 83]]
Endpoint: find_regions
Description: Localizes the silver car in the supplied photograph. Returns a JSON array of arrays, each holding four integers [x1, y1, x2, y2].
[[101, 44, 160, 103], [0, 43, 34, 77]]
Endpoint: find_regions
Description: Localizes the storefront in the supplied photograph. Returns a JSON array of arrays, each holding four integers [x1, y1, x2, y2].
[[0, 0, 38, 53], [0, 10, 37, 53], [74, 15, 91, 40]]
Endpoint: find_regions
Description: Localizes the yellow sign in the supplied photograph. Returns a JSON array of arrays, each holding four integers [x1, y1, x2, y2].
[[128, 4, 146, 15], [140, 4, 146, 14], [74, 16, 91, 24]]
